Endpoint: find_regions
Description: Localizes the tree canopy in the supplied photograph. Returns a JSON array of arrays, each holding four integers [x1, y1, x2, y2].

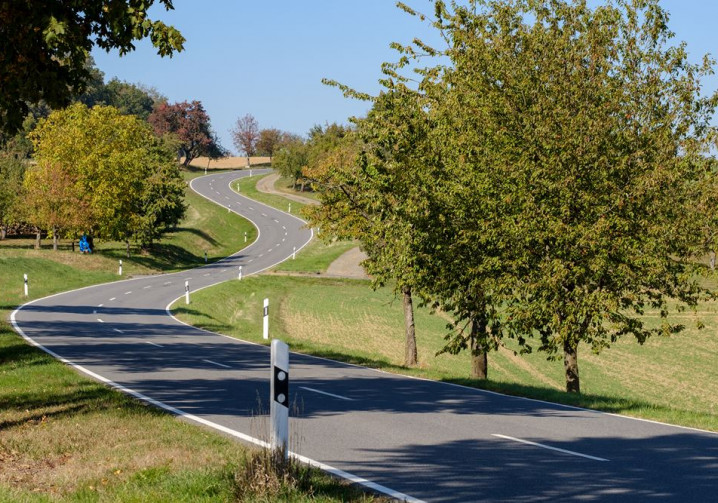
[[148, 100, 221, 166], [317, 0, 718, 392], [28, 103, 185, 248], [0, 0, 184, 136]]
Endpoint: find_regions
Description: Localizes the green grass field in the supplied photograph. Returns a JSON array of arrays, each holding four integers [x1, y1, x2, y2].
[[233, 174, 308, 216], [0, 168, 381, 502]]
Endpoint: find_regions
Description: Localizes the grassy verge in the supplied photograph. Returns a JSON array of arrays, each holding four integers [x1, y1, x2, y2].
[[272, 239, 357, 275], [172, 272, 718, 433], [0, 168, 381, 501], [233, 174, 308, 215]]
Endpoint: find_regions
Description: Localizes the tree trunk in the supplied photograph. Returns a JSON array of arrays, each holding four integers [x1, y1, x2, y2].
[[1, 225, 6, 240], [126, 240, 131, 258], [52, 226, 58, 251], [564, 338, 580, 393], [34, 229, 41, 250], [710, 251, 716, 271], [402, 285, 418, 366], [301, 179, 306, 192], [470, 316, 488, 379]]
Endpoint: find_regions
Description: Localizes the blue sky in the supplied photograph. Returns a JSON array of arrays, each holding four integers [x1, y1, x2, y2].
[[92, 1, 718, 155]]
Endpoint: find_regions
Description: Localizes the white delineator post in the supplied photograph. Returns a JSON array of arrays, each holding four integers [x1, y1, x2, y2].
[[263, 298, 269, 340], [185, 280, 190, 305], [238, 265, 243, 280], [244, 231, 247, 243], [118, 259, 123, 276], [204, 251, 207, 263], [292, 246, 296, 260], [288, 202, 292, 213], [23, 273, 28, 297], [270, 339, 289, 459]]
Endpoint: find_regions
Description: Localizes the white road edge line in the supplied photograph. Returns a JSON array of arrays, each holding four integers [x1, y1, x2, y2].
[[299, 386, 354, 401], [203, 359, 231, 369], [3, 171, 415, 503], [491, 434, 609, 462], [145, 341, 163, 347]]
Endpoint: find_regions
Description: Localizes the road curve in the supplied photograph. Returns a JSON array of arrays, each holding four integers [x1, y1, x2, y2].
[[12, 170, 718, 502]]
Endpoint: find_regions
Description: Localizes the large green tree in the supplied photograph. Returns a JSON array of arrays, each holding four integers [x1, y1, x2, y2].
[[0, 0, 184, 136], [409, 0, 718, 392], [29, 103, 186, 250]]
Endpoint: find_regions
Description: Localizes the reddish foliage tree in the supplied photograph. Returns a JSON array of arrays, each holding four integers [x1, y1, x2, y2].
[[148, 100, 219, 166], [230, 114, 259, 157]]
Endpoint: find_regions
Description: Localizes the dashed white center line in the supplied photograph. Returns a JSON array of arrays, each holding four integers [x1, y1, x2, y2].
[[113, 328, 124, 334], [272, 218, 279, 223], [299, 386, 354, 401], [282, 226, 286, 230], [164, 281, 172, 285], [282, 238, 286, 242], [146, 341, 163, 348], [109, 297, 116, 301], [97, 318, 104, 323], [143, 285, 152, 289], [258, 254, 264, 258], [261, 213, 267, 217], [203, 273, 210, 277], [220, 269, 227, 272], [491, 434, 609, 462], [124, 291, 132, 295], [98, 304, 104, 307], [203, 359, 231, 369], [248, 206, 254, 210]]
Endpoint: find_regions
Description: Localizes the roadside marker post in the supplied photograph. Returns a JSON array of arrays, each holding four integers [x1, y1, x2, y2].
[[23, 274, 28, 297], [185, 280, 190, 305], [250, 169, 253, 177], [263, 298, 269, 340], [270, 339, 289, 459], [238, 265, 243, 280], [244, 231, 247, 243], [204, 251, 208, 263], [288, 202, 291, 214], [292, 246, 296, 260], [118, 260, 123, 276]]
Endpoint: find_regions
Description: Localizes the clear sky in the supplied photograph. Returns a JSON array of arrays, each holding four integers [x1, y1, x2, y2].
[[92, 1, 718, 155]]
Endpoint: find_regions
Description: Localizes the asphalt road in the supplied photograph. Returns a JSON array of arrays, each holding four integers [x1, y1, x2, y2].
[[12, 170, 718, 502]]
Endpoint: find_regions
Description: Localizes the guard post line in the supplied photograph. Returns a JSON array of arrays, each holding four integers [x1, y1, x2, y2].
[[270, 339, 289, 459], [185, 280, 190, 305], [118, 259, 123, 276], [263, 298, 269, 340], [23, 273, 28, 297], [238, 265, 243, 280]]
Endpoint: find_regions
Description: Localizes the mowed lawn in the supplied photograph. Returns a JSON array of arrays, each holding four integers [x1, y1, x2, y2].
[[172, 273, 718, 432], [0, 169, 379, 501]]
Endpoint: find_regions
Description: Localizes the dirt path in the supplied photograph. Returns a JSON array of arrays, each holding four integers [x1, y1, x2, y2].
[[325, 247, 370, 280], [255, 173, 319, 206]]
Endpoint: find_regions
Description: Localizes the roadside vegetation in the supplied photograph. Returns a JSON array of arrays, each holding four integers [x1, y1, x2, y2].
[[0, 169, 381, 502]]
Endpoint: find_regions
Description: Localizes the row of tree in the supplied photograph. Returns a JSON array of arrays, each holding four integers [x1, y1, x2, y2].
[[301, 0, 718, 394]]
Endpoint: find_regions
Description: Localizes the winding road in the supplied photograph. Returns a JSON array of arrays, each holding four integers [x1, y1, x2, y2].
[[12, 170, 718, 502]]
